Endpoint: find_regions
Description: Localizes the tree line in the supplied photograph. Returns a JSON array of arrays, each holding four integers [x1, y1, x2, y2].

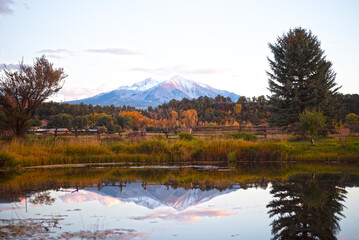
[[1, 28, 359, 137], [1, 92, 356, 133]]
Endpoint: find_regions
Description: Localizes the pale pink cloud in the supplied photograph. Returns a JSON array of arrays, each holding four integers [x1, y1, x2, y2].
[[37, 49, 73, 54], [132, 209, 233, 222], [60, 84, 109, 100], [0, 206, 26, 211], [43, 54, 64, 59], [86, 48, 143, 55], [60, 191, 125, 206], [120, 232, 150, 240], [129, 65, 225, 75], [36, 48, 74, 59]]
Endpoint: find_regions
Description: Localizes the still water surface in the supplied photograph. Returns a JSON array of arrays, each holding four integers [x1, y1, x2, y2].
[[0, 163, 359, 239]]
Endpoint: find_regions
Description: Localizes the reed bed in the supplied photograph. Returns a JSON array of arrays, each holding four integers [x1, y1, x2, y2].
[[1, 136, 359, 168]]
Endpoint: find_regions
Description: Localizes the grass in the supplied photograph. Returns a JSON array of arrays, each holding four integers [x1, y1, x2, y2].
[[0, 136, 359, 168], [224, 132, 258, 141]]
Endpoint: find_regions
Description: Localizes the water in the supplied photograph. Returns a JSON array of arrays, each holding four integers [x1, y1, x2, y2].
[[0, 163, 359, 239]]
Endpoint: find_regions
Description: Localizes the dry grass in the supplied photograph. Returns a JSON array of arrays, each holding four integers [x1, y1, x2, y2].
[[0, 136, 359, 168]]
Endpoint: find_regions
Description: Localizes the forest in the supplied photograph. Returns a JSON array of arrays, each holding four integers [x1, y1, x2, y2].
[[5, 93, 354, 133]]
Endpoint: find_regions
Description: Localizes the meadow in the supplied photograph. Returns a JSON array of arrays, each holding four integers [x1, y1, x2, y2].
[[1, 133, 359, 169]]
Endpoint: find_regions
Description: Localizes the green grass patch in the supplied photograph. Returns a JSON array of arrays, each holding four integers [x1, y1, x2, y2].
[[179, 132, 194, 141], [225, 132, 258, 141]]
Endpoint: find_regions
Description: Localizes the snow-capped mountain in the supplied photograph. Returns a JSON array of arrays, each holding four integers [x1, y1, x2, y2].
[[68, 75, 240, 108], [118, 78, 159, 91], [80, 182, 239, 211]]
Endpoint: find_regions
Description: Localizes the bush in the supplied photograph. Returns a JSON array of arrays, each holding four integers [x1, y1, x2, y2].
[[225, 132, 257, 141], [299, 110, 326, 145], [179, 132, 194, 141]]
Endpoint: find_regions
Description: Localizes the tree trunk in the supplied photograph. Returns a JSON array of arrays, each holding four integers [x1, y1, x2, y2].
[[311, 137, 314, 145]]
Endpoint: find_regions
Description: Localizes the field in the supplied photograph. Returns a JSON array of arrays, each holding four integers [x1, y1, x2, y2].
[[1, 132, 359, 169]]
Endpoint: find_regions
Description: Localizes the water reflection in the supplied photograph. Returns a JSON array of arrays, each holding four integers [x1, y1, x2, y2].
[[0, 164, 358, 239], [60, 183, 238, 210], [29, 191, 55, 205], [267, 174, 347, 240]]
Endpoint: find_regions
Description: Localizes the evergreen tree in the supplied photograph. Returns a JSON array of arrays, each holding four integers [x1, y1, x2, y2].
[[267, 28, 341, 126]]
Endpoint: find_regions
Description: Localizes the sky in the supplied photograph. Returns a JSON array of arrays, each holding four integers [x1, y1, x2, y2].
[[0, 0, 358, 102]]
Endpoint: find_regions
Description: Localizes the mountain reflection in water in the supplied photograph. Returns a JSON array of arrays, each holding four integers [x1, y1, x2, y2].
[[0, 164, 359, 239], [60, 183, 239, 210]]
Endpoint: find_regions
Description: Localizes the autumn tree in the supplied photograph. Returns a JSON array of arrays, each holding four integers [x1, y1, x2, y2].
[[267, 28, 341, 127], [345, 113, 358, 125], [0, 56, 67, 137], [181, 109, 198, 133], [233, 103, 242, 125], [120, 111, 150, 130], [169, 111, 179, 129]]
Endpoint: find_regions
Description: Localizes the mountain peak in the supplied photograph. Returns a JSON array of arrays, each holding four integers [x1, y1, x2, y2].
[[68, 76, 240, 108], [162, 75, 196, 91], [118, 78, 159, 91]]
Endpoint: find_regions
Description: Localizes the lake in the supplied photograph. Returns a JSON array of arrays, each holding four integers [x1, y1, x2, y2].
[[1, 163, 359, 239]]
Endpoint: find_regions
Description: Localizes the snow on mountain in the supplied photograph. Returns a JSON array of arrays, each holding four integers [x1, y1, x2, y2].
[[83, 182, 239, 211], [68, 75, 240, 108], [118, 78, 159, 91]]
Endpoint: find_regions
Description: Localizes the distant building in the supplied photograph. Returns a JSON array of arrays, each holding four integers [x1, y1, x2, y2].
[[33, 128, 71, 135]]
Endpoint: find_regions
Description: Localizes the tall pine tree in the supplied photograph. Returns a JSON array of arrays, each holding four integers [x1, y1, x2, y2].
[[267, 28, 341, 127]]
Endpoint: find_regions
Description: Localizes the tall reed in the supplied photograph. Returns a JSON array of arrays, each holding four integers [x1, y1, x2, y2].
[[0, 136, 359, 167]]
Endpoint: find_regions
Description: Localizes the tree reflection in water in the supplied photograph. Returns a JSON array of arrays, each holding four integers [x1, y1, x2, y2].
[[267, 174, 347, 240]]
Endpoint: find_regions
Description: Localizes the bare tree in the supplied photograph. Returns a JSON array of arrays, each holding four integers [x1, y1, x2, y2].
[[0, 56, 67, 137]]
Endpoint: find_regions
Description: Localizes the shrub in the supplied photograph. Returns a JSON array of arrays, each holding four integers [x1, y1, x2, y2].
[[299, 110, 326, 145], [225, 132, 257, 141], [179, 132, 194, 141]]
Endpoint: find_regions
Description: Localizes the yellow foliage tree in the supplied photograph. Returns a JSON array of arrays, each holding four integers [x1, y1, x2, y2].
[[234, 104, 242, 114], [120, 111, 150, 129], [170, 111, 179, 128], [181, 109, 198, 129], [346, 113, 358, 125]]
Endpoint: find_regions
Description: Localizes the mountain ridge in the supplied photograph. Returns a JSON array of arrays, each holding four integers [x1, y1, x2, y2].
[[68, 75, 240, 108]]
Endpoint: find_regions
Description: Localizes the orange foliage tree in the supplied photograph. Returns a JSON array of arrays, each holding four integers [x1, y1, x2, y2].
[[170, 111, 179, 128], [120, 111, 151, 130], [181, 109, 198, 132]]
